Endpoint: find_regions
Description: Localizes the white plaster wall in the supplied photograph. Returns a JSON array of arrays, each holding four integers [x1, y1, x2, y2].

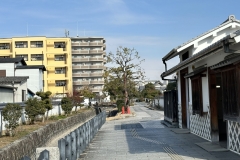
[[193, 27, 239, 54], [0, 63, 15, 76], [39, 70, 43, 91], [154, 98, 164, 107], [16, 69, 42, 93], [177, 23, 240, 55], [177, 71, 181, 104], [201, 75, 209, 112], [14, 81, 28, 103]]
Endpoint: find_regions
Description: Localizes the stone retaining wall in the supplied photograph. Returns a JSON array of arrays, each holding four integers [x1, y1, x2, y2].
[[0, 109, 96, 160]]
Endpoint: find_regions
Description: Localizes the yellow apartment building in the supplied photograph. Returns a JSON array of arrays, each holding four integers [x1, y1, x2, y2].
[[0, 37, 72, 96]]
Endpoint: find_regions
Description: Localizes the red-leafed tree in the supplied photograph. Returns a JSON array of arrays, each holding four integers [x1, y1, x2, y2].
[[68, 88, 84, 111]]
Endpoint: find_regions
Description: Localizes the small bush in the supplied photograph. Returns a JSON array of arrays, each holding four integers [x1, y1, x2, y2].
[[61, 97, 73, 115], [25, 98, 46, 124], [116, 99, 124, 112], [2, 103, 22, 136]]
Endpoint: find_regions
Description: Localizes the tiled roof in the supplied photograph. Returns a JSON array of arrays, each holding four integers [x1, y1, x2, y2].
[[0, 76, 29, 84], [16, 65, 46, 71], [0, 57, 27, 65], [210, 54, 240, 69], [162, 15, 240, 61], [161, 30, 240, 78]]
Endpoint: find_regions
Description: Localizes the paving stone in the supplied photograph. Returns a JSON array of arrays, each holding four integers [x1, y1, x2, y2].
[[79, 103, 240, 160]]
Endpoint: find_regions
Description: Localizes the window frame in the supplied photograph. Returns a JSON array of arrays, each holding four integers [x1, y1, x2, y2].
[[220, 65, 240, 121], [22, 90, 26, 101], [190, 75, 203, 115]]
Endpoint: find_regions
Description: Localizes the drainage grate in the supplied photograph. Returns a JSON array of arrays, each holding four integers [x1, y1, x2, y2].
[[163, 147, 184, 160], [121, 123, 143, 129]]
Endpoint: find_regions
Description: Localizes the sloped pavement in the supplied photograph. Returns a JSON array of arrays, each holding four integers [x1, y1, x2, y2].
[[79, 102, 240, 160]]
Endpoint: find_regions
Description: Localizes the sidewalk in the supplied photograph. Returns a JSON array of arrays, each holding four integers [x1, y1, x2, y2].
[[79, 103, 240, 160]]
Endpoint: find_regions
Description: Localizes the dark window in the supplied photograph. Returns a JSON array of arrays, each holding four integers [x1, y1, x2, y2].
[[31, 54, 43, 61], [182, 51, 189, 61], [55, 55, 65, 61], [22, 90, 26, 101], [0, 43, 10, 49], [221, 68, 238, 118], [30, 41, 43, 48], [15, 41, 28, 48], [54, 42, 65, 48], [55, 80, 66, 86], [191, 76, 203, 115], [0, 70, 6, 77]]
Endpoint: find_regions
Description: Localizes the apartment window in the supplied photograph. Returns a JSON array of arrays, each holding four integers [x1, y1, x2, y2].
[[0, 43, 10, 49], [31, 54, 43, 61], [54, 42, 65, 48], [15, 41, 28, 48], [55, 55, 65, 61], [22, 90, 26, 101], [16, 54, 28, 61], [55, 67, 66, 74], [55, 80, 66, 86], [30, 41, 43, 48], [191, 75, 203, 115], [0, 56, 10, 58]]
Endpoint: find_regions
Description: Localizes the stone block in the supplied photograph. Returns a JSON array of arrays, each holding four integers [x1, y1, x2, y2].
[[36, 147, 59, 160]]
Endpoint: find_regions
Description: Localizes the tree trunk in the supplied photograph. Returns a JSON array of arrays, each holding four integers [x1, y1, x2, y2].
[[42, 114, 45, 123], [46, 111, 49, 120], [124, 72, 128, 111]]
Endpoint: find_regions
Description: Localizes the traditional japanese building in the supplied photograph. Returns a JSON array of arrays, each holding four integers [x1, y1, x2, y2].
[[161, 15, 240, 154]]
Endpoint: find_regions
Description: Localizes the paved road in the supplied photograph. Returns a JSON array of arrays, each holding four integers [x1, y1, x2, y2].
[[79, 102, 240, 160]]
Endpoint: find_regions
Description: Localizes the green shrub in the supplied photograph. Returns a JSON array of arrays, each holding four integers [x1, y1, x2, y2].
[[2, 103, 22, 136], [25, 98, 46, 124], [61, 97, 73, 115], [116, 99, 124, 112]]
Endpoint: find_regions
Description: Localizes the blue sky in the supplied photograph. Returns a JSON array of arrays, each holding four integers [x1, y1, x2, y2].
[[1, 0, 240, 80]]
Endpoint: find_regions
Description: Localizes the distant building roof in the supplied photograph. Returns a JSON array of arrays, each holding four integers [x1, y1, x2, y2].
[[0, 85, 17, 90], [16, 65, 46, 71], [0, 76, 29, 84], [0, 57, 27, 65], [27, 88, 35, 95], [71, 37, 104, 39]]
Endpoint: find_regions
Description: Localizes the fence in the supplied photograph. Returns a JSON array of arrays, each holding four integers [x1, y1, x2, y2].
[[164, 90, 178, 124], [21, 110, 106, 160]]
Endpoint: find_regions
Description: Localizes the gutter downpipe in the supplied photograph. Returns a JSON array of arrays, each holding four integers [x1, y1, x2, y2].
[[161, 59, 177, 81], [0, 111, 2, 137]]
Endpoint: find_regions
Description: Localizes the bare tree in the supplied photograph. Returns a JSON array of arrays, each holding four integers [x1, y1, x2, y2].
[[106, 46, 145, 110]]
